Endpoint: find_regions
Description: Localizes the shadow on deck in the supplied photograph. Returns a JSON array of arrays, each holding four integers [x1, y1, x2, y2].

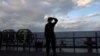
[[0, 51, 99, 56]]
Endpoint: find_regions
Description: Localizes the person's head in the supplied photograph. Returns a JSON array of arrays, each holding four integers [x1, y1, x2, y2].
[[47, 17, 54, 23]]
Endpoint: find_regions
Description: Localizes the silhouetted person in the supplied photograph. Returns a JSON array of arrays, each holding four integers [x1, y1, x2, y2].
[[45, 17, 58, 56]]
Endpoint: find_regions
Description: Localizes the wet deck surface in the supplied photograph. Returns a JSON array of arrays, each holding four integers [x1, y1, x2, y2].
[[0, 51, 100, 56]]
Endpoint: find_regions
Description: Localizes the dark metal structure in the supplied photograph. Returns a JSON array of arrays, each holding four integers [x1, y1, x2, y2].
[[16, 29, 33, 50], [1, 29, 16, 50], [0, 30, 100, 55]]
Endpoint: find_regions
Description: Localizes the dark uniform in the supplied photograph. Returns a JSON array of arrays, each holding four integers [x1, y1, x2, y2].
[[45, 17, 58, 56]]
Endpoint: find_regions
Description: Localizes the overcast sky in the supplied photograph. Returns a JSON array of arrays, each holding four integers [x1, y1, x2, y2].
[[0, 0, 100, 32]]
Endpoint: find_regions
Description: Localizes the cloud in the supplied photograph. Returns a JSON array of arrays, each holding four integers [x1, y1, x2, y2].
[[20, 0, 26, 5], [56, 12, 100, 31], [74, 0, 93, 7], [0, 0, 99, 32], [1, 0, 9, 6], [57, 20, 100, 31], [76, 12, 100, 20], [0, 0, 76, 31]]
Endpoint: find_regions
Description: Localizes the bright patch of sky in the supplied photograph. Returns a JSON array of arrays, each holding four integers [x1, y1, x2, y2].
[[68, 3, 100, 19]]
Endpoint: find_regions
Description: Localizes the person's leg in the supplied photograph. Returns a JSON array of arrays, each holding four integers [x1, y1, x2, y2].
[[51, 38, 56, 56], [0, 41, 1, 50], [46, 39, 50, 56]]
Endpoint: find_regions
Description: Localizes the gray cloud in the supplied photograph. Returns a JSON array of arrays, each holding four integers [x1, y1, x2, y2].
[[0, 0, 75, 31], [0, 0, 99, 32]]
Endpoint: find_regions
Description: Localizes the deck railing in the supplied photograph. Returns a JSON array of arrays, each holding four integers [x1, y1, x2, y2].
[[0, 32, 100, 54]]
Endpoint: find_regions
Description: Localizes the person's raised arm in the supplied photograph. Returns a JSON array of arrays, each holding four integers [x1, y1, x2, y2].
[[53, 18, 58, 25]]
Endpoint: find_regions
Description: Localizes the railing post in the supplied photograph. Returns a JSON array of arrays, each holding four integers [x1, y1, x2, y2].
[[73, 32, 75, 53], [95, 32, 98, 55]]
